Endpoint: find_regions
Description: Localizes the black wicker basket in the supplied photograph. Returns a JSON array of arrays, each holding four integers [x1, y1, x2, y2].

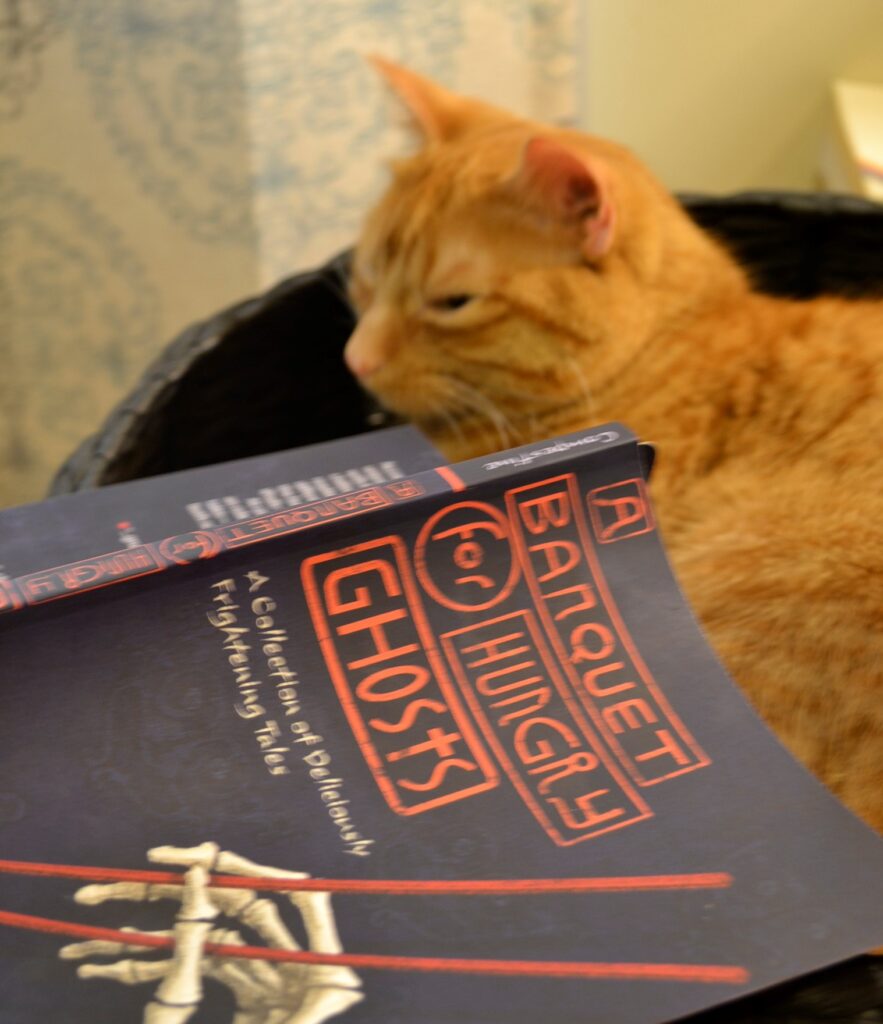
[[49, 193, 883, 1024]]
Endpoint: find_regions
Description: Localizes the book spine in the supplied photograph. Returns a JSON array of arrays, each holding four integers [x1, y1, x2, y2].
[[0, 424, 636, 618]]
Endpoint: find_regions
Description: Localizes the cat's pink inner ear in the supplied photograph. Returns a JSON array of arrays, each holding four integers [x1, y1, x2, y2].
[[516, 137, 615, 261], [369, 55, 460, 142]]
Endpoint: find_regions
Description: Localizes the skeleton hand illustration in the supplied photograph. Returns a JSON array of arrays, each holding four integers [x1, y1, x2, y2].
[[58, 842, 363, 1024]]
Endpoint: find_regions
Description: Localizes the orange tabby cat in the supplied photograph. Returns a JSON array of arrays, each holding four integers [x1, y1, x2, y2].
[[344, 59, 882, 832]]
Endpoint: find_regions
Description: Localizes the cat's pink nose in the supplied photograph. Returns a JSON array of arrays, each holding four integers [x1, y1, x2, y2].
[[344, 346, 380, 379], [344, 328, 384, 380]]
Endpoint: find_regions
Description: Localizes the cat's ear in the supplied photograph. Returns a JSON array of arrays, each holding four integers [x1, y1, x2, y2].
[[369, 55, 496, 142], [509, 137, 615, 261]]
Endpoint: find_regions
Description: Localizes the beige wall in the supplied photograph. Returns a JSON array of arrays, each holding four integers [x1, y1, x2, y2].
[[580, 0, 883, 192]]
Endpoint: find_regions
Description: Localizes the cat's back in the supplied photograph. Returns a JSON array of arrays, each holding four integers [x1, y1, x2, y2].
[[662, 289, 883, 827], [734, 289, 883, 473]]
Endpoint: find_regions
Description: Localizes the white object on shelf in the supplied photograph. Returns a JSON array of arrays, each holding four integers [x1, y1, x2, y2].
[[820, 79, 883, 202]]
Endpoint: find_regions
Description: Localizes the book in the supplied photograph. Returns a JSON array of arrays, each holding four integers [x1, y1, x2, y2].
[[0, 422, 881, 1024]]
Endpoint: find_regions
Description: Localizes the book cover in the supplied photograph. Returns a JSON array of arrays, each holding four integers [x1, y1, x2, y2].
[[1, 423, 881, 1024]]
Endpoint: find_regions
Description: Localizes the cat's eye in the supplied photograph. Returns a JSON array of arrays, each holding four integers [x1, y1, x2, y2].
[[430, 294, 475, 312]]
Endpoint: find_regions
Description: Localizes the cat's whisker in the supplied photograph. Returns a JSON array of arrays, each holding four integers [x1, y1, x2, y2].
[[457, 367, 588, 411], [443, 377, 521, 452], [564, 355, 597, 421], [436, 383, 480, 430], [479, 383, 552, 405], [459, 381, 528, 443], [439, 406, 467, 450]]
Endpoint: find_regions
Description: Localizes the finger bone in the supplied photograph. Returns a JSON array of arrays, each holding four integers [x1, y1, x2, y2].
[[148, 842, 220, 870], [78, 959, 169, 984]]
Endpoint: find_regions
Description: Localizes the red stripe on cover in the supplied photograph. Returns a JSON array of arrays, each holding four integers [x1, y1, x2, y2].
[[0, 909, 748, 985], [0, 859, 733, 894]]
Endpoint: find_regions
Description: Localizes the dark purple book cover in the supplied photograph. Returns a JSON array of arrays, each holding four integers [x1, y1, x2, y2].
[[0, 423, 880, 1024]]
